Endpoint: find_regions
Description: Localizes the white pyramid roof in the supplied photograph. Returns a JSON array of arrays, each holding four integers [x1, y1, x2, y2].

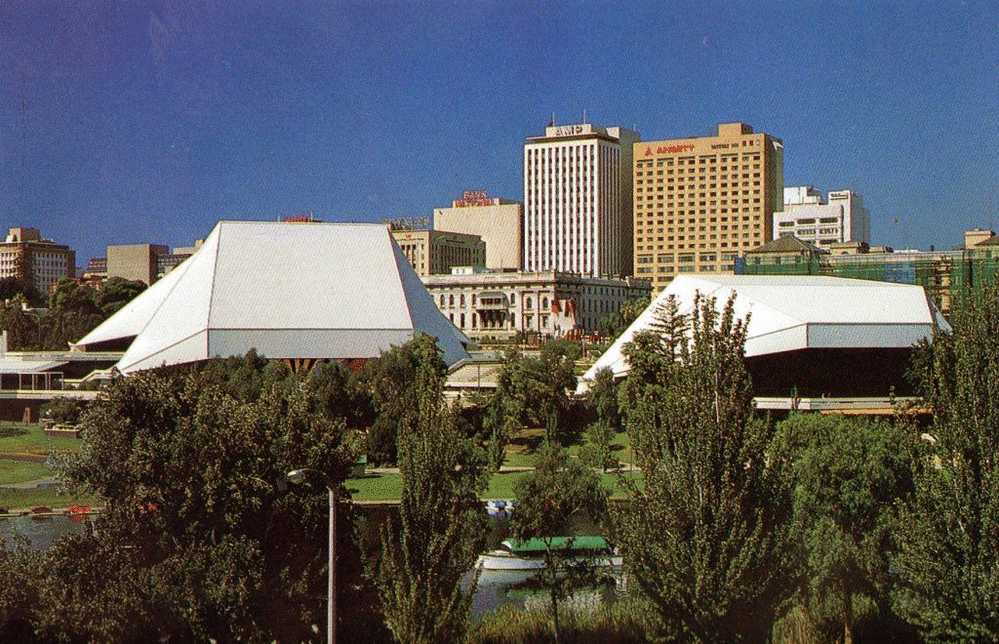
[[579, 274, 948, 390], [77, 221, 470, 373]]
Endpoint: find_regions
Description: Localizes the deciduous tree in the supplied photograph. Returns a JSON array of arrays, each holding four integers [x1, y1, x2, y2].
[[368, 334, 488, 643], [774, 414, 916, 643], [613, 293, 796, 642], [510, 443, 610, 643], [0, 359, 369, 642], [891, 283, 999, 641]]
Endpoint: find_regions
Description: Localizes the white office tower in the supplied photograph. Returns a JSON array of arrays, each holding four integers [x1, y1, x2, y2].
[[773, 186, 870, 246], [523, 122, 640, 277]]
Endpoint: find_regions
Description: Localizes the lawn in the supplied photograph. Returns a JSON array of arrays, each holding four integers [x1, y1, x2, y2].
[[0, 422, 82, 458], [345, 469, 643, 503], [0, 487, 98, 512], [0, 459, 52, 485]]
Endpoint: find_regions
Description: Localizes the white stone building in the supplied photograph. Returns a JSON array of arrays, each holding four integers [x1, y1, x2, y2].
[[421, 268, 651, 339], [773, 186, 870, 246], [523, 122, 640, 278]]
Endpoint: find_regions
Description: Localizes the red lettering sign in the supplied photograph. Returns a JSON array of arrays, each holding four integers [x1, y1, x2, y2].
[[655, 144, 695, 154]]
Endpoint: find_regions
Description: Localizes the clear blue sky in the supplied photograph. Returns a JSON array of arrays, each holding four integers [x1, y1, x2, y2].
[[2, 0, 996, 265]]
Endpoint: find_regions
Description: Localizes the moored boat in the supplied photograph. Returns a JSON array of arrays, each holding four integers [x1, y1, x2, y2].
[[478, 536, 622, 571]]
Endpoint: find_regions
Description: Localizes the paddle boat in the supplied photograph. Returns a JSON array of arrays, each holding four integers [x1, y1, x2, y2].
[[478, 536, 622, 571]]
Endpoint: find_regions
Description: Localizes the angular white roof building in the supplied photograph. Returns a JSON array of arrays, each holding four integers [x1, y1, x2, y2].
[[75, 221, 470, 373], [579, 274, 948, 393]]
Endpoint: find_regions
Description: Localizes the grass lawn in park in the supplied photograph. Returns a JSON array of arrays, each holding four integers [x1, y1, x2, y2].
[[346, 469, 643, 503], [0, 422, 82, 458], [0, 487, 99, 512], [0, 459, 52, 485]]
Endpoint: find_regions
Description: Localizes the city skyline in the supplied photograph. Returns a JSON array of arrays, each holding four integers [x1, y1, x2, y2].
[[2, 1, 996, 264]]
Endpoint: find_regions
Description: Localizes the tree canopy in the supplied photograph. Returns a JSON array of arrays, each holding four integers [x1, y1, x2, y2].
[[891, 283, 999, 642], [612, 293, 796, 641], [368, 334, 488, 643], [0, 356, 370, 642]]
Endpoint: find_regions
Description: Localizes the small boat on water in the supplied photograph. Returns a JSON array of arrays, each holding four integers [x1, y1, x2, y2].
[[478, 536, 622, 571]]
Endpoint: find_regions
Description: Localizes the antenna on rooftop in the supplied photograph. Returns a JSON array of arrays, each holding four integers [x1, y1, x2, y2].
[[582, 109, 587, 123]]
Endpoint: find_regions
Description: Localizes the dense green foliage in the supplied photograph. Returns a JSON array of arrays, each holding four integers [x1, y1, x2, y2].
[[482, 340, 581, 457], [510, 443, 609, 643], [579, 368, 621, 471], [774, 414, 917, 642], [0, 277, 146, 350], [357, 338, 444, 465], [0, 277, 40, 305], [613, 293, 795, 642], [39, 398, 85, 426], [367, 334, 488, 643], [891, 283, 999, 642], [597, 296, 649, 339], [0, 357, 378, 642]]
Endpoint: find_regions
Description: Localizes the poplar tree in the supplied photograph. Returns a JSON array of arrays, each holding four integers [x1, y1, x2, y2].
[[369, 334, 488, 644], [891, 283, 999, 641], [612, 293, 796, 641]]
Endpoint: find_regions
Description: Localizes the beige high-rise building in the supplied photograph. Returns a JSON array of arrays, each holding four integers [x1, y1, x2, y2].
[[633, 122, 784, 292], [390, 228, 485, 276], [106, 244, 170, 285], [434, 191, 523, 270]]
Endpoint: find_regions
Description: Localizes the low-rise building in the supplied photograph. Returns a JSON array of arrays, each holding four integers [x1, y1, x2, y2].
[[421, 269, 651, 339], [739, 229, 999, 315], [391, 227, 485, 276], [0, 227, 75, 295], [773, 187, 870, 246], [86, 239, 203, 286]]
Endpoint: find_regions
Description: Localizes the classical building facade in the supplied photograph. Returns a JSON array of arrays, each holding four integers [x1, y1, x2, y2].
[[390, 228, 485, 276], [632, 122, 784, 292], [0, 227, 75, 295], [773, 186, 870, 246], [421, 268, 651, 339], [433, 191, 523, 270], [523, 122, 640, 277]]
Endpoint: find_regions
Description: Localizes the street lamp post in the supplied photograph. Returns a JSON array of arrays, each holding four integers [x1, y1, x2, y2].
[[287, 468, 336, 644]]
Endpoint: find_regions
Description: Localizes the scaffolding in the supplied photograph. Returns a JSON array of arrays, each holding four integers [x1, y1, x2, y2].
[[739, 246, 999, 317]]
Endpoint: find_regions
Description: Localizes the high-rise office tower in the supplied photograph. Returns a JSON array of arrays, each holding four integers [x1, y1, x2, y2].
[[523, 122, 640, 277]]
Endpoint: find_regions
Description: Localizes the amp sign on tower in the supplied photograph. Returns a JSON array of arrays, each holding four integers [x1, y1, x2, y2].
[[523, 121, 640, 277]]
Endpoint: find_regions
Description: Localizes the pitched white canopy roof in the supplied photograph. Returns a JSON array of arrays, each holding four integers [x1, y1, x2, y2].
[[579, 274, 948, 389], [76, 221, 470, 373]]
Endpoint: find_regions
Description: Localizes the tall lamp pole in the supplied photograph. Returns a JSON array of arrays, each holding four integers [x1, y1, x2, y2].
[[287, 468, 337, 644]]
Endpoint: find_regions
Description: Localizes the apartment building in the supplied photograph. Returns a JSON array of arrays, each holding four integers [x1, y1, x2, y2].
[[0, 227, 75, 295]]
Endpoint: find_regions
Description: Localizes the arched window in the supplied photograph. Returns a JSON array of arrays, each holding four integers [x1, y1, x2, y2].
[[449, 295, 454, 306], [542, 297, 549, 310], [439, 294, 445, 306], [510, 293, 516, 305], [526, 296, 533, 309], [460, 294, 465, 306]]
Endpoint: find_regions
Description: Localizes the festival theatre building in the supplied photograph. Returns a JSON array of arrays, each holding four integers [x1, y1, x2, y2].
[[523, 122, 640, 278], [633, 122, 784, 292]]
